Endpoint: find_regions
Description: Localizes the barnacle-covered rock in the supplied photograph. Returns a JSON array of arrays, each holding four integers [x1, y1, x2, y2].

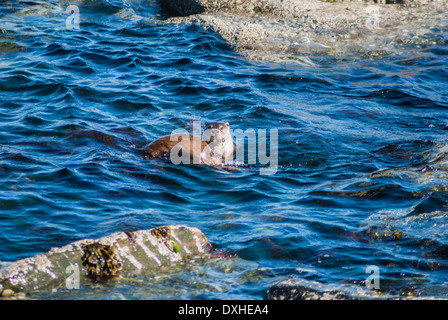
[[160, 0, 448, 62], [0, 225, 212, 296]]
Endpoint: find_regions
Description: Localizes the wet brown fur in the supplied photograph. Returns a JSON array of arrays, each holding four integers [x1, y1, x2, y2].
[[143, 122, 233, 165]]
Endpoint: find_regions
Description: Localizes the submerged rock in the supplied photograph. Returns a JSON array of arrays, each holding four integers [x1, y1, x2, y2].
[[160, 0, 448, 62], [0, 225, 212, 296], [159, 0, 204, 16], [265, 277, 353, 300]]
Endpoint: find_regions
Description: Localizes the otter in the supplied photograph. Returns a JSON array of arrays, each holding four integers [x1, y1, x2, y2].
[[203, 122, 234, 163], [142, 121, 235, 166]]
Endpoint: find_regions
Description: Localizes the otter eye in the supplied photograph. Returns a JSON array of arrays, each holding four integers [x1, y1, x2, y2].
[[225, 122, 229, 127]]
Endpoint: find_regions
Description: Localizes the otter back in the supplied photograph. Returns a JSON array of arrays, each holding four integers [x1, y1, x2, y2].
[[143, 133, 221, 165]]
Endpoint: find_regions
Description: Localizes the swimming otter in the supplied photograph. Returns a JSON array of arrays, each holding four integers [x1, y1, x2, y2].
[[142, 121, 234, 166]]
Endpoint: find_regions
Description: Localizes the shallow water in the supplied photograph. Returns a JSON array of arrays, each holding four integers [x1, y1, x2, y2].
[[1, 0, 448, 299]]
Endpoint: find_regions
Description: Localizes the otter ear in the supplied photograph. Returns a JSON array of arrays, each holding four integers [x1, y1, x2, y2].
[[225, 122, 229, 127]]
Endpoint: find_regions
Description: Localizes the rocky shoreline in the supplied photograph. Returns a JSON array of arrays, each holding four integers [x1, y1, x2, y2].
[[1, 222, 443, 299], [160, 0, 448, 62], [0, 225, 212, 298]]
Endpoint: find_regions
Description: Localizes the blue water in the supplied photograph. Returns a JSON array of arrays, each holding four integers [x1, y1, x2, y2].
[[1, 0, 448, 299]]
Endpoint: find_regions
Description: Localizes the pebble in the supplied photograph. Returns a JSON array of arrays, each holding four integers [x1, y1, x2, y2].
[[1, 289, 15, 297]]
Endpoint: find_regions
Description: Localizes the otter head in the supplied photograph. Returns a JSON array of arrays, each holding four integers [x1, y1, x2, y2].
[[204, 121, 234, 162], [204, 122, 230, 144]]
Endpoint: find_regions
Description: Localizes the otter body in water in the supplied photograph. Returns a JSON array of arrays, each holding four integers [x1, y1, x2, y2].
[[143, 121, 234, 166]]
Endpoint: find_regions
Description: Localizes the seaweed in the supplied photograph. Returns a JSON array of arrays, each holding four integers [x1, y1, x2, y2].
[[81, 243, 123, 280]]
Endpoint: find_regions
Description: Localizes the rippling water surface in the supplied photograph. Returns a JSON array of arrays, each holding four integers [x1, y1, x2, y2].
[[1, 0, 448, 299]]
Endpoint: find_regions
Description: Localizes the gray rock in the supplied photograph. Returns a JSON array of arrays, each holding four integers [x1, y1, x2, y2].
[[160, 0, 448, 62], [265, 277, 352, 300], [0, 225, 212, 296], [264, 276, 396, 300], [159, 0, 204, 16]]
